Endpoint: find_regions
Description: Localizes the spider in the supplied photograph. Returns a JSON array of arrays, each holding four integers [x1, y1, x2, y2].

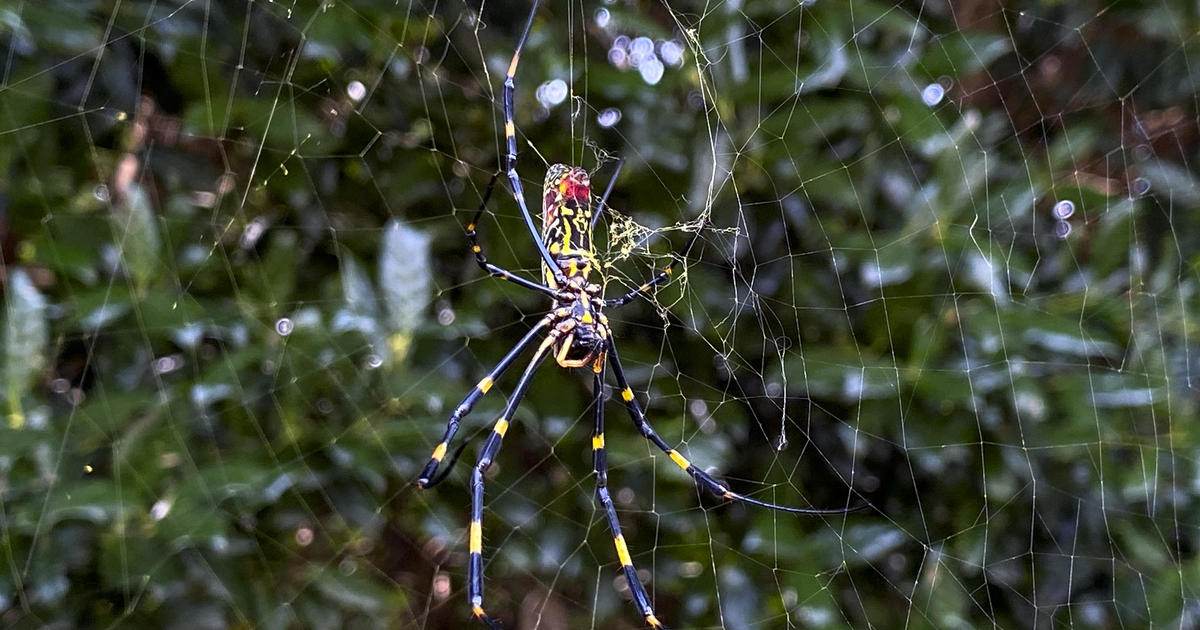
[[416, 2, 859, 628]]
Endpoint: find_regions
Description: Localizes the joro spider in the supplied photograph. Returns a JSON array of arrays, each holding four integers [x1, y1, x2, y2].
[[416, 2, 859, 628]]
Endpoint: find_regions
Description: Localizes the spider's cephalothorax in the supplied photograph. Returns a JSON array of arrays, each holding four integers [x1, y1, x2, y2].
[[415, 2, 860, 628], [542, 164, 610, 371]]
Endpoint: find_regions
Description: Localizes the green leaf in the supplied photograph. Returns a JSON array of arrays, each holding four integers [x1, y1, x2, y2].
[[109, 182, 163, 293], [378, 218, 432, 362], [3, 269, 47, 428], [19, 481, 132, 529]]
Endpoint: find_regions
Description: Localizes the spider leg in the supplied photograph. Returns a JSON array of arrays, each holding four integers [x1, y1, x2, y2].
[[417, 315, 553, 488], [468, 334, 556, 628], [590, 158, 625, 229], [605, 222, 707, 308], [466, 173, 563, 299], [591, 361, 669, 629], [605, 340, 858, 515], [503, 0, 568, 286]]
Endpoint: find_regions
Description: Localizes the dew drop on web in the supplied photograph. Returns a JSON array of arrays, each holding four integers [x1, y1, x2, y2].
[[1052, 200, 1075, 220]]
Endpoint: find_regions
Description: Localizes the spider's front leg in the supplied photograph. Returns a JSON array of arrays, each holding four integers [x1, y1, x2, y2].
[[498, 0, 567, 287], [465, 173, 562, 299]]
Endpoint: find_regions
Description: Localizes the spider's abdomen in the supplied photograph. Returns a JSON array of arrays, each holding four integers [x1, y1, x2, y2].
[[542, 164, 595, 287]]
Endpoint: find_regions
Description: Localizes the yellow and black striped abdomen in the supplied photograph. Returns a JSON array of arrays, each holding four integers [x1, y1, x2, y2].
[[541, 164, 595, 286]]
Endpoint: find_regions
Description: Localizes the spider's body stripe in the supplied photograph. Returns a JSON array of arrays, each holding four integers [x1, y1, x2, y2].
[[470, 520, 482, 554], [614, 534, 633, 566]]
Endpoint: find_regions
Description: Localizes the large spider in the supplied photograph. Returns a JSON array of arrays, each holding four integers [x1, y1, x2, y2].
[[416, 2, 858, 628]]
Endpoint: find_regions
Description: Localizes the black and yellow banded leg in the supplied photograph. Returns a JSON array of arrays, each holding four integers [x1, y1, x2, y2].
[[417, 316, 552, 488], [605, 223, 707, 308], [591, 365, 608, 483], [500, 0, 567, 286], [468, 335, 556, 628], [606, 341, 854, 515], [466, 173, 563, 299], [592, 362, 668, 629], [590, 158, 625, 229]]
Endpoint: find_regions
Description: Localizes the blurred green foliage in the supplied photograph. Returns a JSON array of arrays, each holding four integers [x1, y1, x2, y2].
[[2, 1, 1199, 629]]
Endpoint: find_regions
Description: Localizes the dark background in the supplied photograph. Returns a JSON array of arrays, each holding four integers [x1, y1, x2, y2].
[[2, 1, 1198, 628]]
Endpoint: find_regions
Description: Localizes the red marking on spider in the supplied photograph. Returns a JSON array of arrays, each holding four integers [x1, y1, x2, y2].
[[564, 179, 590, 202]]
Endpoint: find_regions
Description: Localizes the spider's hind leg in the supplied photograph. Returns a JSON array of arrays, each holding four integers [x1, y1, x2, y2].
[[466, 334, 555, 628], [416, 316, 552, 489], [591, 361, 669, 629], [605, 340, 857, 516]]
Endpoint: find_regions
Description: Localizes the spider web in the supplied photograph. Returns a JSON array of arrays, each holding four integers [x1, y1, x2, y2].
[[2, 1, 1198, 628]]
